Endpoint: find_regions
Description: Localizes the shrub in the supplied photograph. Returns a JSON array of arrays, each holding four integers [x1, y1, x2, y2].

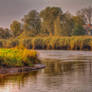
[[0, 48, 38, 67]]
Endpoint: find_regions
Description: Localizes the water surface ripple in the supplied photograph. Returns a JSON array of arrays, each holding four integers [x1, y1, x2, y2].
[[0, 50, 92, 92]]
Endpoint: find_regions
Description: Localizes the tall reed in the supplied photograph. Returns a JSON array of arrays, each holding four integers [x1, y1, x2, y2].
[[0, 36, 92, 50]]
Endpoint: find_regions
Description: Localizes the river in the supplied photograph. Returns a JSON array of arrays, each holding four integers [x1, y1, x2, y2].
[[0, 50, 92, 92]]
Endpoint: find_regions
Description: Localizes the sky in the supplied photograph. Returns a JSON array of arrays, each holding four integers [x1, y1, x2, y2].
[[0, 0, 92, 28]]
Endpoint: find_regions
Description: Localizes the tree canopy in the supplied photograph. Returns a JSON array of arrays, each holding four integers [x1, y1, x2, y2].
[[10, 20, 22, 37], [0, 6, 91, 39], [72, 24, 86, 36], [22, 10, 41, 36]]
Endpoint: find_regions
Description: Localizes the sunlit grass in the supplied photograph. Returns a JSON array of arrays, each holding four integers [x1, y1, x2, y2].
[[29, 36, 92, 50], [0, 36, 92, 50], [0, 48, 38, 67]]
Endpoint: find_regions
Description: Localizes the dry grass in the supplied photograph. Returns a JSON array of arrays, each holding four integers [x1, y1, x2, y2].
[[0, 36, 92, 50]]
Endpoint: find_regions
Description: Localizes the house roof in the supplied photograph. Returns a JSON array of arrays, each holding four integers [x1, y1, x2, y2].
[[83, 24, 92, 31]]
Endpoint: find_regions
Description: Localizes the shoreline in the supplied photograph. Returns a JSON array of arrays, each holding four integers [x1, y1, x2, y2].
[[0, 64, 46, 76]]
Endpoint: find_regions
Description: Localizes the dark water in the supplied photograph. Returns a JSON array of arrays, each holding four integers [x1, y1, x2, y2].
[[0, 50, 92, 92]]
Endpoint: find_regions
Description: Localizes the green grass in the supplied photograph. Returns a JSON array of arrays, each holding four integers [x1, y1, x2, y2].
[[0, 48, 39, 67]]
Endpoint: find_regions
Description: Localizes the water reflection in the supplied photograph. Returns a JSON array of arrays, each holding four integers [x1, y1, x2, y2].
[[0, 71, 38, 92], [44, 60, 87, 76], [0, 71, 38, 86], [0, 50, 92, 92]]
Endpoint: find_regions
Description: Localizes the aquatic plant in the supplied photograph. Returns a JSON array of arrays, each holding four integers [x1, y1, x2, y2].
[[0, 36, 92, 50]]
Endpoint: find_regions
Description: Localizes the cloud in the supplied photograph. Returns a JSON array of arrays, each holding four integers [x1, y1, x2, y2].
[[0, 0, 91, 27]]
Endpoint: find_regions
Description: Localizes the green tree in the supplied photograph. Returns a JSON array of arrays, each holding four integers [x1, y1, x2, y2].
[[60, 12, 73, 36], [72, 24, 86, 36], [72, 15, 85, 25], [10, 20, 22, 37], [22, 10, 41, 36]]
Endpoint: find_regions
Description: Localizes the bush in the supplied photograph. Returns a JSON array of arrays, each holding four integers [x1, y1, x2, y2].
[[0, 48, 38, 67]]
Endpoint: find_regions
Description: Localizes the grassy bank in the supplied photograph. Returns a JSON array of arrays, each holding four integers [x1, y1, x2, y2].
[[0, 36, 92, 50], [0, 48, 39, 67], [26, 36, 92, 50]]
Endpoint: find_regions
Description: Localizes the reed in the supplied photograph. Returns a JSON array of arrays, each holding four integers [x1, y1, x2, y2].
[[0, 36, 92, 50], [26, 36, 92, 50]]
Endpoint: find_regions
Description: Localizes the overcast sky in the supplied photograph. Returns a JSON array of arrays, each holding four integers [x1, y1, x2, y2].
[[0, 0, 92, 28]]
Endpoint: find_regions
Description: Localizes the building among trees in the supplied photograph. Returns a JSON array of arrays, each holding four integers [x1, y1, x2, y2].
[[83, 24, 92, 35]]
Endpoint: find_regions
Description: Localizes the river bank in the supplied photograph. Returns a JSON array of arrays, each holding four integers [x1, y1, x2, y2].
[[0, 48, 45, 76], [0, 64, 45, 77], [0, 50, 92, 92], [1, 36, 92, 50]]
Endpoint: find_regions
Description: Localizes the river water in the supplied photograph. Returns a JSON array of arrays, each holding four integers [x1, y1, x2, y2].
[[0, 50, 92, 92]]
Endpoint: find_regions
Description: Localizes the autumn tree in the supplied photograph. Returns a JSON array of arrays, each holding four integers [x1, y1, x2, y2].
[[0, 28, 12, 39], [40, 7, 63, 36], [4, 28, 13, 38], [77, 6, 92, 24], [10, 20, 22, 37], [22, 10, 41, 36], [60, 12, 73, 36], [72, 15, 85, 25]]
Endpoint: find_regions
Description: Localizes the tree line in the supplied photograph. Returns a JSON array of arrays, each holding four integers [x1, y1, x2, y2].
[[1, 6, 92, 39]]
